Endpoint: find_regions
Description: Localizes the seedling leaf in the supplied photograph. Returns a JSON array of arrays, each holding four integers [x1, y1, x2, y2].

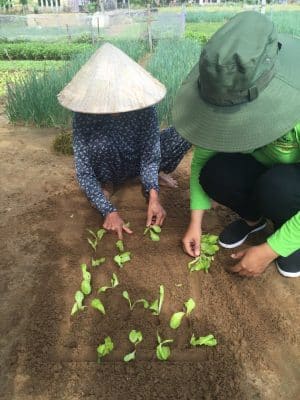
[[190, 334, 217, 347], [158, 285, 164, 314], [111, 273, 119, 287], [124, 350, 136, 362], [116, 240, 124, 252], [185, 298, 196, 315], [71, 303, 79, 316], [202, 234, 218, 245], [81, 280, 91, 295], [170, 311, 185, 329], [188, 255, 212, 273], [149, 299, 159, 315], [150, 230, 160, 241], [156, 345, 170, 361], [129, 330, 143, 345], [75, 290, 85, 307], [97, 336, 113, 362], [122, 290, 132, 309], [92, 257, 106, 267], [97, 228, 106, 240], [151, 225, 161, 233], [87, 229, 97, 239], [114, 255, 122, 268], [143, 227, 150, 235], [91, 298, 105, 315], [81, 264, 91, 281], [133, 299, 149, 309], [87, 238, 97, 252]]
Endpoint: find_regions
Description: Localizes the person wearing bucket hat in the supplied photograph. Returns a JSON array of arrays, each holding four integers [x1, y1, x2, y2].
[[58, 43, 191, 239], [173, 11, 300, 278]]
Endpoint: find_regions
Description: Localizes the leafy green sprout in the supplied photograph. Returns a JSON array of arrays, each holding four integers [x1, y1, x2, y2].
[[124, 330, 143, 362], [156, 332, 173, 361], [170, 298, 196, 329], [190, 334, 217, 347], [91, 298, 106, 315], [70, 290, 86, 316], [91, 257, 106, 267], [80, 263, 92, 295], [149, 285, 165, 315], [87, 228, 106, 252], [116, 240, 124, 252], [98, 273, 119, 293], [122, 291, 149, 311], [114, 252, 131, 268], [144, 225, 161, 241], [188, 233, 220, 273], [97, 336, 114, 363]]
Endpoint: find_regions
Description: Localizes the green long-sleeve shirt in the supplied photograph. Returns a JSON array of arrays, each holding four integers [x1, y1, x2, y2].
[[190, 123, 300, 257]]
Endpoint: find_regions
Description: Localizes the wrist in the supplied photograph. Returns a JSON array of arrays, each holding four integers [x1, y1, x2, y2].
[[259, 242, 279, 261], [149, 188, 159, 201]]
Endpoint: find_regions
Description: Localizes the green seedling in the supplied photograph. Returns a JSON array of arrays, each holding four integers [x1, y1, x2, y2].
[[201, 234, 219, 256], [116, 240, 124, 252], [98, 273, 119, 293], [190, 334, 217, 347], [87, 229, 97, 239], [188, 233, 220, 273], [97, 336, 114, 363], [156, 332, 173, 361], [188, 254, 212, 273], [124, 330, 143, 362], [170, 298, 196, 329], [122, 291, 149, 311], [92, 257, 106, 267], [149, 285, 165, 315], [70, 290, 86, 316], [114, 252, 131, 268], [97, 228, 106, 241], [80, 263, 92, 295], [87, 237, 97, 252], [144, 225, 162, 241], [91, 298, 106, 315]]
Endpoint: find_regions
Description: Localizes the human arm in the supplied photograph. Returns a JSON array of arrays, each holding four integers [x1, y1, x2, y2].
[[73, 114, 132, 238], [183, 147, 217, 256], [229, 212, 300, 276], [139, 107, 166, 226]]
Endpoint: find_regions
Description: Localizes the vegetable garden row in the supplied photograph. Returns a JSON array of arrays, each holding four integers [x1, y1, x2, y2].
[[71, 224, 219, 362]]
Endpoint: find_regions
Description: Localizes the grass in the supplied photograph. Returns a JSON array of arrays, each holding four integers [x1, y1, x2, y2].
[[0, 60, 65, 96], [147, 38, 200, 125], [5, 39, 148, 127]]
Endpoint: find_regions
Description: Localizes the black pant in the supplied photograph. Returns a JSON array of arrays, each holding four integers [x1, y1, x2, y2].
[[200, 153, 300, 230]]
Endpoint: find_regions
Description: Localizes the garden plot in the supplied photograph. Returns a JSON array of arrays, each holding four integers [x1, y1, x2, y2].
[[0, 115, 299, 399]]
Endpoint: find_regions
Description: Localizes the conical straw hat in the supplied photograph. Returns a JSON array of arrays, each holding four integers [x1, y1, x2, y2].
[[58, 43, 166, 114]]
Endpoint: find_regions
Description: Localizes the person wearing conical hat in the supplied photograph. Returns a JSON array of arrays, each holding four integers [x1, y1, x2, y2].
[[173, 11, 300, 278], [58, 43, 191, 239]]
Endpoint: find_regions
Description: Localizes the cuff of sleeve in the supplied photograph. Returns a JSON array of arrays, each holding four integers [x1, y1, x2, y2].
[[144, 183, 160, 194], [100, 202, 117, 218], [267, 235, 290, 257]]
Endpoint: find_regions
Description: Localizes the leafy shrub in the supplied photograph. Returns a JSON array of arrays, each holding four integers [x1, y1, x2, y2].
[[53, 131, 73, 155], [185, 31, 209, 45], [0, 42, 93, 60]]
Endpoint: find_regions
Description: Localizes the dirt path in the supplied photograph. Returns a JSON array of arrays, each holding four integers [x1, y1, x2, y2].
[[0, 107, 299, 400]]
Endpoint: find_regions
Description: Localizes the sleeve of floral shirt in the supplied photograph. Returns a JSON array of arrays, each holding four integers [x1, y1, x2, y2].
[[73, 116, 117, 217], [139, 107, 161, 194]]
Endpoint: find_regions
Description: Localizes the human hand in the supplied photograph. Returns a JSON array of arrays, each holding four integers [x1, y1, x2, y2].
[[182, 224, 202, 257], [103, 211, 133, 240], [146, 191, 166, 227], [230, 243, 278, 277]]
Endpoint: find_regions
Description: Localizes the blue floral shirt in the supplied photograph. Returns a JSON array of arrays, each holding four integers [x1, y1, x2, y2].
[[73, 106, 161, 217]]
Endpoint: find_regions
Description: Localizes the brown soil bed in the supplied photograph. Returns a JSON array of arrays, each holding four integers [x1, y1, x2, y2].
[[0, 108, 300, 400]]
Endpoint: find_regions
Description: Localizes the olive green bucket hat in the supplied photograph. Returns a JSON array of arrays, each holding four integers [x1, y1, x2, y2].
[[173, 11, 300, 152]]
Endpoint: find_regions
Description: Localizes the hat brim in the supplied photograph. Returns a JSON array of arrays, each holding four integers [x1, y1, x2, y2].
[[172, 34, 300, 152]]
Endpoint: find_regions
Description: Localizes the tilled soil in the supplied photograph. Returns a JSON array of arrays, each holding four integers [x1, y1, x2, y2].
[[0, 110, 299, 400]]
